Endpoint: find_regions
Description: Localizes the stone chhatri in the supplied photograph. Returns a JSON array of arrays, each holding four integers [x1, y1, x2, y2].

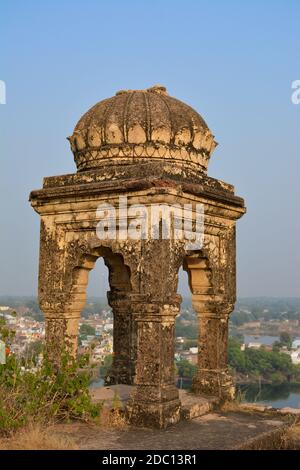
[[67, 85, 217, 173], [30, 85, 246, 429]]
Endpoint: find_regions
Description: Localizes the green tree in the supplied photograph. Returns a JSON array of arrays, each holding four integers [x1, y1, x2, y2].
[[80, 324, 95, 337], [228, 337, 246, 372], [279, 332, 292, 349], [0, 317, 102, 435], [272, 341, 281, 352], [175, 321, 197, 339], [23, 340, 43, 362], [230, 311, 252, 326], [175, 359, 197, 378], [228, 336, 300, 383]]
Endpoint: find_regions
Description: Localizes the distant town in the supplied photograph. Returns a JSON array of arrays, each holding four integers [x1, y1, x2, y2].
[[1, 296, 300, 386]]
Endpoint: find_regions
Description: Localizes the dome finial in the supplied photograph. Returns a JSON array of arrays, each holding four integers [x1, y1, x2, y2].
[[147, 84, 168, 96], [115, 84, 168, 96]]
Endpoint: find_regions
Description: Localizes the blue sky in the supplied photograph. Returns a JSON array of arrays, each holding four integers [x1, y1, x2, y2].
[[0, 0, 299, 297]]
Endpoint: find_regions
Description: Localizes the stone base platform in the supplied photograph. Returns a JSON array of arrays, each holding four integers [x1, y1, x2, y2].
[[90, 384, 133, 406], [90, 385, 219, 420], [55, 410, 289, 450], [86, 385, 292, 449]]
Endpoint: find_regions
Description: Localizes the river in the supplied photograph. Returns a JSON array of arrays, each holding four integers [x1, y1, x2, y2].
[[237, 383, 300, 409], [234, 334, 300, 408]]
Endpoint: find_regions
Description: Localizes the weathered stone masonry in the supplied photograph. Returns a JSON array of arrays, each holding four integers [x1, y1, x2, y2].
[[30, 85, 246, 428]]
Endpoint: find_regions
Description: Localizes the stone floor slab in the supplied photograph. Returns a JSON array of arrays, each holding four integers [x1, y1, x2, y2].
[[55, 411, 288, 450]]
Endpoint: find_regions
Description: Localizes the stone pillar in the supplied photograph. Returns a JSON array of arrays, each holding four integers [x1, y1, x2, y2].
[[43, 313, 80, 364], [192, 298, 235, 401], [40, 273, 87, 365], [126, 295, 181, 428], [105, 291, 136, 385]]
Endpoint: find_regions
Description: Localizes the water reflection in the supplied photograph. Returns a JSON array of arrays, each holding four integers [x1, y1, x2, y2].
[[238, 383, 300, 408]]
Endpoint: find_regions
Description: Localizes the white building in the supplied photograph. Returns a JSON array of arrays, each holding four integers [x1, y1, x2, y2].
[[176, 337, 185, 344], [292, 339, 300, 350], [189, 347, 198, 354], [95, 325, 103, 336], [247, 342, 261, 349], [290, 350, 300, 365]]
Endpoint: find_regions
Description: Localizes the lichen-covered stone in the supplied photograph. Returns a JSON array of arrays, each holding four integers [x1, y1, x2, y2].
[[30, 86, 246, 428]]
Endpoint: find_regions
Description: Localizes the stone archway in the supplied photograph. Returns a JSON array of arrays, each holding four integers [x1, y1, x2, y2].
[[56, 244, 136, 385], [183, 250, 235, 400]]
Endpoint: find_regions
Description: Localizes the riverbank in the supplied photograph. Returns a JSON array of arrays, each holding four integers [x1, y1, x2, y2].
[[237, 383, 300, 409]]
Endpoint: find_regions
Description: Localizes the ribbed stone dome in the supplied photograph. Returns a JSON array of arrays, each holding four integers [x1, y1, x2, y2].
[[68, 85, 217, 173]]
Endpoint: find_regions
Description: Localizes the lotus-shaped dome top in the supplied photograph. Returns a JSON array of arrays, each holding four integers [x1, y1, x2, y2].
[[68, 85, 217, 173]]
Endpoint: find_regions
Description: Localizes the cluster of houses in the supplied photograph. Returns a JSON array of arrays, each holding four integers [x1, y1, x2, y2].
[[78, 312, 113, 363], [0, 307, 45, 356], [175, 337, 198, 364], [175, 333, 300, 368], [0, 304, 114, 366], [2, 301, 300, 370], [240, 338, 300, 365]]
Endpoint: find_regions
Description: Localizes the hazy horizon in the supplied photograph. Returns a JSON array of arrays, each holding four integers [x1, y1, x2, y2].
[[1, 294, 300, 301], [1, 0, 299, 298]]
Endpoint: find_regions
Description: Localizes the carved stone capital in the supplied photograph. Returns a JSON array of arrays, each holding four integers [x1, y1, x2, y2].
[[131, 295, 181, 322], [107, 291, 132, 311], [192, 296, 234, 319]]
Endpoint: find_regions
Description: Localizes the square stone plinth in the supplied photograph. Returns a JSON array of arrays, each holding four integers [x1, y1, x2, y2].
[[90, 385, 220, 421]]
